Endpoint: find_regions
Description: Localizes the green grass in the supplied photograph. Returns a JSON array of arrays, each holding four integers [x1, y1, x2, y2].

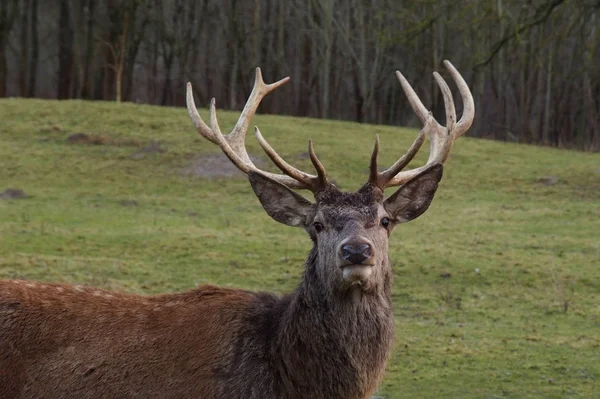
[[1, 98, 599, 398]]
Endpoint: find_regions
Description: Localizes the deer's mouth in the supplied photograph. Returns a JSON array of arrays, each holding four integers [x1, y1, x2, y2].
[[340, 264, 373, 283]]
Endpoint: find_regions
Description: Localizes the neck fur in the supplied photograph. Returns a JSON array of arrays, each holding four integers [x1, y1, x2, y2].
[[273, 250, 395, 399]]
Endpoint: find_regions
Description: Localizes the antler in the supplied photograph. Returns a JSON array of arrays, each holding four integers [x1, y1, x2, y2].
[[186, 68, 328, 192], [369, 60, 475, 189]]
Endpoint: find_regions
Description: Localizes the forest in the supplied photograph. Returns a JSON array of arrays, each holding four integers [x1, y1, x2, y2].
[[1, 0, 599, 151]]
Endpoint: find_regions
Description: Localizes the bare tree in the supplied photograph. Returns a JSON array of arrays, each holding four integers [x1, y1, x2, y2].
[[0, 0, 19, 96], [1, 0, 599, 150], [57, 0, 74, 99]]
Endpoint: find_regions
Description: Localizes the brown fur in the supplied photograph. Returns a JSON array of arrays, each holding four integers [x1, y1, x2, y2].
[[0, 276, 391, 398], [0, 166, 443, 398]]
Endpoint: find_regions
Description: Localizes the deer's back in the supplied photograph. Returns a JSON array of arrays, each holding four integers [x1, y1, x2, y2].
[[0, 280, 275, 398]]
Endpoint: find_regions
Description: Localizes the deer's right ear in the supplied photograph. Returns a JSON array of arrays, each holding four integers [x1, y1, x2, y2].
[[248, 171, 314, 227]]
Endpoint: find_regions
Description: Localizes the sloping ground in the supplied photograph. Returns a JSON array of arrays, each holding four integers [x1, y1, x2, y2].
[[1, 98, 598, 398]]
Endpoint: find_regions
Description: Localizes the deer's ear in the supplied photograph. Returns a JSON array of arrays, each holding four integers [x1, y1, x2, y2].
[[248, 171, 314, 227], [383, 164, 443, 224]]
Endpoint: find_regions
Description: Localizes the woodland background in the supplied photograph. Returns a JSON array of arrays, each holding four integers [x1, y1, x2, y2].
[[1, 0, 599, 151]]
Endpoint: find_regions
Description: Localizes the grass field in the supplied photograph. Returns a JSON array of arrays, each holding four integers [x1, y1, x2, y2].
[[1, 98, 599, 398]]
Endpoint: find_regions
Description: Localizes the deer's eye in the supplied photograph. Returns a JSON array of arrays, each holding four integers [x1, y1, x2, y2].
[[380, 217, 390, 228], [313, 222, 324, 232]]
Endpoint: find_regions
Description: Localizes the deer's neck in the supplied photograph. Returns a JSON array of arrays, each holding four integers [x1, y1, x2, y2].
[[274, 253, 395, 399]]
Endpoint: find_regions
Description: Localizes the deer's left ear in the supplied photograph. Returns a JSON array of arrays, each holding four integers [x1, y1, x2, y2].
[[248, 171, 314, 227], [383, 164, 443, 224]]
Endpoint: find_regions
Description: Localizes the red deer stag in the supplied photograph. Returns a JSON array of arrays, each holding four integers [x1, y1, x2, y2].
[[0, 60, 474, 399]]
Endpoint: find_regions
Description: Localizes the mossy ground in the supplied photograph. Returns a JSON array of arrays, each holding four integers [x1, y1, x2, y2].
[[1, 99, 598, 398]]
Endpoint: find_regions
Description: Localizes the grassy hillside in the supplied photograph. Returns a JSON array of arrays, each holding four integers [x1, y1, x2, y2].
[[1, 98, 598, 398]]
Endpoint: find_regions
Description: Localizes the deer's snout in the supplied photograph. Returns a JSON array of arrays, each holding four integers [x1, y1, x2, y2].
[[340, 242, 372, 265]]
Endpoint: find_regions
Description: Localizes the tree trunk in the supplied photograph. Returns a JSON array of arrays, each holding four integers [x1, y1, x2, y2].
[[150, 29, 159, 103], [0, 48, 5, 97], [27, 0, 38, 97], [18, 0, 29, 97], [82, 0, 95, 99], [542, 47, 554, 145], [252, 0, 261, 69], [320, 0, 333, 119], [228, 45, 239, 110], [57, 0, 73, 99], [0, 0, 19, 97], [115, 12, 129, 103], [161, 53, 173, 106]]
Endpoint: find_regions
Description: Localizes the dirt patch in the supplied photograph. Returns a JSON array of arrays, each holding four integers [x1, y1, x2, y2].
[[130, 141, 166, 159], [297, 151, 310, 160], [536, 176, 560, 186], [182, 153, 266, 178], [0, 188, 27, 199], [67, 133, 143, 147]]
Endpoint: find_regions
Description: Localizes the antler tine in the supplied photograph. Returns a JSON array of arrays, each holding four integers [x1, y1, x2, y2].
[[369, 118, 430, 188], [187, 69, 328, 192], [426, 72, 456, 165], [207, 101, 309, 189], [308, 139, 328, 188], [443, 60, 475, 138], [187, 68, 290, 166], [254, 127, 313, 187], [208, 98, 247, 173], [227, 68, 290, 164], [369, 135, 381, 185], [433, 71, 456, 135], [395, 70, 437, 126], [254, 127, 328, 191], [187, 83, 217, 144], [370, 60, 475, 189]]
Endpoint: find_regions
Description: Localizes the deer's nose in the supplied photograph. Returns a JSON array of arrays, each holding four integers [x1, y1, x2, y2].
[[340, 243, 372, 265]]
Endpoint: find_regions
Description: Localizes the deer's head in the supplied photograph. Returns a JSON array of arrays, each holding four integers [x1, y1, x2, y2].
[[186, 61, 474, 294]]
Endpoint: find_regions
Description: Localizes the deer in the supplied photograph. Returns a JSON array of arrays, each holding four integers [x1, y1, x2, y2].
[[0, 60, 474, 399]]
